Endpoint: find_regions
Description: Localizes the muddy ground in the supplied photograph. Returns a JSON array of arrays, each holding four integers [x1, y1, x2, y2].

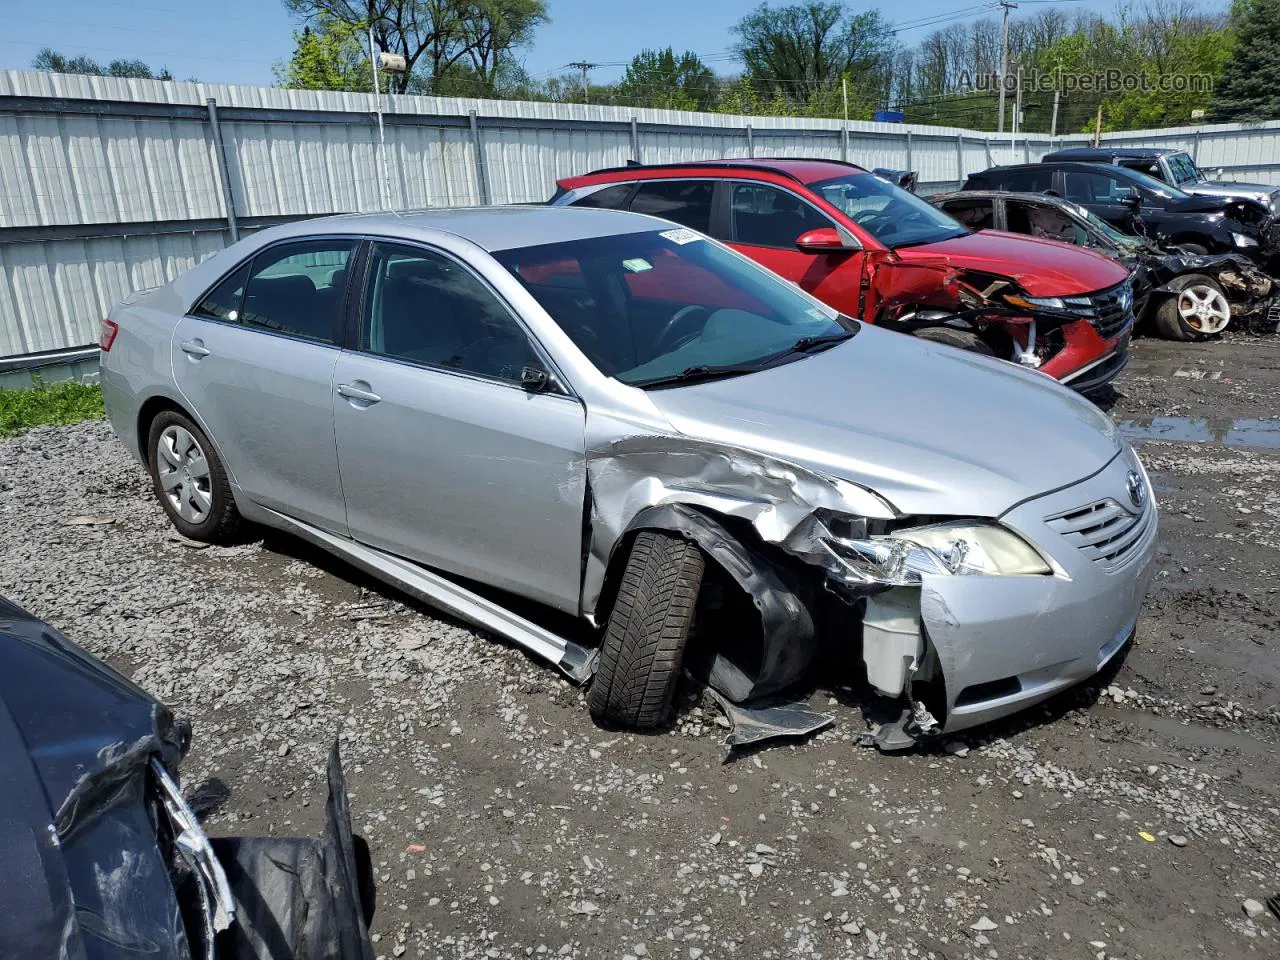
[[1, 331, 1277, 960]]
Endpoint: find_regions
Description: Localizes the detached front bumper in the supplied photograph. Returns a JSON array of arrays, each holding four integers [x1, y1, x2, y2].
[[918, 452, 1157, 732]]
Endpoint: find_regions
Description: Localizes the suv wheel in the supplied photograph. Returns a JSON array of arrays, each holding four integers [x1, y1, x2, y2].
[[588, 531, 706, 730], [147, 410, 242, 543], [912, 326, 995, 356], [1154, 275, 1231, 340]]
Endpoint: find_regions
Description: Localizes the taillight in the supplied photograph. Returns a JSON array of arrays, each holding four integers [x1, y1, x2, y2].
[[99, 319, 119, 352]]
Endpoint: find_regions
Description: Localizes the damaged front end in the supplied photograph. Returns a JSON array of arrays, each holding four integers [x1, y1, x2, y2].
[[1142, 248, 1278, 334], [0, 596, 375, 960], [874, 262, 1130, 377]]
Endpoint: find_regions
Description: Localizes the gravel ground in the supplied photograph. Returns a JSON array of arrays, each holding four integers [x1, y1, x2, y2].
[[2, 332, 1278, 960]]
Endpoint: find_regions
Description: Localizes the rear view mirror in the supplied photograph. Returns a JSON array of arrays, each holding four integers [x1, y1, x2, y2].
[[795, 227, 856, 253]]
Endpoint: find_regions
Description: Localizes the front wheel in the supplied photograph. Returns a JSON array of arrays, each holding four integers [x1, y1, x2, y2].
[[1153, 275, 1231, 340], [588, 531, 706, 730], [911, 326, 996, 356], [147, 410, 242, 543]]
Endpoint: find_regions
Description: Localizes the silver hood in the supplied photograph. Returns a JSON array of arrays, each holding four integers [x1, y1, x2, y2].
[[646, 324, 1122, 518], [1184, 180, 1279, 208]]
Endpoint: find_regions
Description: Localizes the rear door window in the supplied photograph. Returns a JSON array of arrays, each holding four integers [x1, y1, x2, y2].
[[729, 183, 831, 248], [628, 180, 714, 233], [570, 183, 634, 209], [1064, 170, 1126, 204], [239, 240, 355, 344], [192, 263, 250, 322], [936, 198, 994, 230], [999, 168, 1053, 192]]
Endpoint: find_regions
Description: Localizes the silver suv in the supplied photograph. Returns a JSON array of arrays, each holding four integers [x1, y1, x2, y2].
[[100, 206, 1157, 743]]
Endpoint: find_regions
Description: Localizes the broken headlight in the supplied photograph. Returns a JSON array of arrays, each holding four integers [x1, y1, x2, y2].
[[827, 521, 1051, 586], [1232, 232, 1259, 248]]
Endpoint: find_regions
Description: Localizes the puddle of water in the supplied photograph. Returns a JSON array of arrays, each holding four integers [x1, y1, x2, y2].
[[1119, 416, 1280, 451]]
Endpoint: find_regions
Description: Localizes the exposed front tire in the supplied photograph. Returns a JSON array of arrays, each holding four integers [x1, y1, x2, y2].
[[147, 410, 242, 543], [911, 326, 996, 356], [1153, 274, 1231, 340], [588, 531, 706, 730]]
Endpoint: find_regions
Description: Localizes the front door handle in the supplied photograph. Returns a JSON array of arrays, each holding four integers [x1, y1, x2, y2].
[[337, 382, 382, 405], [180, 339, 210, 358]]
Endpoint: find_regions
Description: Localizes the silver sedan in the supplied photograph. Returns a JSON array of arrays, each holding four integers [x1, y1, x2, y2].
[[100, 206, 1156, 745]]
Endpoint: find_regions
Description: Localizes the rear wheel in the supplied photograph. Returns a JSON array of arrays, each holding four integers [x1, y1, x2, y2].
[[1153, 275, 1231, 340], [588, 531, 706, 730], [911, 326, 996, 356], [147, 410, 242, 543]]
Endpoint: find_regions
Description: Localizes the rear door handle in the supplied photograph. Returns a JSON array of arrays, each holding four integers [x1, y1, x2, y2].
[[337, 382, 382, 405], [180, 339, 210, 358]]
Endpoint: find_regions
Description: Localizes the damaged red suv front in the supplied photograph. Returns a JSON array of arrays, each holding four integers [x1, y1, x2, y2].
[[552, 159, 1136, 393]]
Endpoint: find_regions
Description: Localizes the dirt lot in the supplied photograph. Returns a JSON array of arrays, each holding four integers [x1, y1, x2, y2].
[[2, 332, 1277, 960]]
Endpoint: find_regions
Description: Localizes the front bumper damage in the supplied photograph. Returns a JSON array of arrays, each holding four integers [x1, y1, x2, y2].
[[583, 436, 1158, 752]]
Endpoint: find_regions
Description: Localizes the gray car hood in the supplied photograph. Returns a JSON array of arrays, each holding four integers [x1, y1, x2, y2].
[[1185, 180, 1277, 203], [645, 324, 1122, 518]]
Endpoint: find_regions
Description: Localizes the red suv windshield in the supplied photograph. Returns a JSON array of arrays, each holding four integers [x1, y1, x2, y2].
[[811, 173, 968, 249]]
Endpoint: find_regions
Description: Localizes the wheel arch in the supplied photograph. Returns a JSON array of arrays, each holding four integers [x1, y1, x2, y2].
[[591, 502, 818, 704]]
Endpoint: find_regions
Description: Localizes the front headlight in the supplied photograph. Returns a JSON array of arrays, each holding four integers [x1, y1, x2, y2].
[[1005, 293, 1065, 311], [1233, 232, 1259, 248], [825, 521, 1052, 586]]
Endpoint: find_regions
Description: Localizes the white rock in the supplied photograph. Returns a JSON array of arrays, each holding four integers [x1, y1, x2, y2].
[[1242, 899, 1265, 919], [970, 916, 998, 932]]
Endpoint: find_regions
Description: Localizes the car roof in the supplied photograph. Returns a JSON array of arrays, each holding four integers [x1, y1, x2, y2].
[[971, 161, 1141, 178], [246, 204, 664, 253], [561, 157, 870, 187], [1046, 146, 1173, 159]]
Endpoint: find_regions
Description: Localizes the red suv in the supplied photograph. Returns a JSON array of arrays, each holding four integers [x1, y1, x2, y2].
[[552, 159, 1135, 393]]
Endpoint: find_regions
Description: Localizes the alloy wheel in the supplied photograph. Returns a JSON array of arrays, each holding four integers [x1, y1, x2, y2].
[[1177, 284, 1231, 335]]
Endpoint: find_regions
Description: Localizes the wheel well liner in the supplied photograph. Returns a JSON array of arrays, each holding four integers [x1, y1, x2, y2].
[[602, 503, 817, 704]]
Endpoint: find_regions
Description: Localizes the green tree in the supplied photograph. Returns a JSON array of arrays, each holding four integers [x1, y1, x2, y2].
[[732, 2, 896, 107], [32, 48, 174, 80], [274, 16, 371, 90], [282, 0, 547, 94], [616, 48, 719, 110], [1213, 0, 1280, 120]]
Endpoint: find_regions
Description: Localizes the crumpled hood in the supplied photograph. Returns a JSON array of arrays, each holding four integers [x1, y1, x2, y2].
[[892, 230, 1130, 297], [646, 324, 1121, 518]]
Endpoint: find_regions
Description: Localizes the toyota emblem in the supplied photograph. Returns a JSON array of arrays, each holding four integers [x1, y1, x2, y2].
[[1126, 470, 1146, 509]]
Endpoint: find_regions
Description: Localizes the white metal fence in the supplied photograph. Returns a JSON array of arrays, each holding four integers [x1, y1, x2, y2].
[[4, 68, 1280, 365]]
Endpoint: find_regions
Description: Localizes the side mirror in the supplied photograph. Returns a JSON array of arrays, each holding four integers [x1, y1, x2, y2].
[[795, 227, 856, 253], [520, 365, 550, 392], [1120, 188, 1142, 210]]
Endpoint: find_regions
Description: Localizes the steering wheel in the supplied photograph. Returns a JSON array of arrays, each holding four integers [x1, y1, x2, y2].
[[853, 210, 896, 233], [653, 305, 710, 354]]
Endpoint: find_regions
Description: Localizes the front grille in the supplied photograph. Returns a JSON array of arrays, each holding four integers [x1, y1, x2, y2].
[[1059, 279, 1135, 340], [1046, 497, 1153, 568]]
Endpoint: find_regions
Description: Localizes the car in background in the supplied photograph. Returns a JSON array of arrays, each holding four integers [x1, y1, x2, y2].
[[551, 158, 1135, 393], [962, 161, 1278, 265], [100, 206, 1157, 746], [0, 594, 375, 959], [1041, 146, 1280, 213], [932, 189, 1278, 340]]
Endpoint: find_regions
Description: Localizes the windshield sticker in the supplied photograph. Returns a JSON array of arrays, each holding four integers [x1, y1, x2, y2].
[[660, 228, 703, 245], [622, 258, 653, 273]]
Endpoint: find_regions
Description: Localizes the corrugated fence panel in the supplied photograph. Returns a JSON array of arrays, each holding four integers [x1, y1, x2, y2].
[[7, 69, 1280, 359]]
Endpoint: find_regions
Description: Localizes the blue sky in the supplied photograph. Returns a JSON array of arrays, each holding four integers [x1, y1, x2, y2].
[[2, 0, 1120, 89]]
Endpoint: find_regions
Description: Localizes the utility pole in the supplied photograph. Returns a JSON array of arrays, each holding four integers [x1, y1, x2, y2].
[[996, 1, 1017, 134], [568, 61, 597, 104], [1011, 61, 1021, 161], [1050, 88, 1060, 138], [369, 25, 390, 210]]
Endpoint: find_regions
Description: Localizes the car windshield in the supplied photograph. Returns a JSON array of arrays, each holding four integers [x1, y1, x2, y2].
[[1118, 166, 1189, 200], [1166, 152, 1202, 185], [810, 173, 968, 248], [495, 229, 854, 388]]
